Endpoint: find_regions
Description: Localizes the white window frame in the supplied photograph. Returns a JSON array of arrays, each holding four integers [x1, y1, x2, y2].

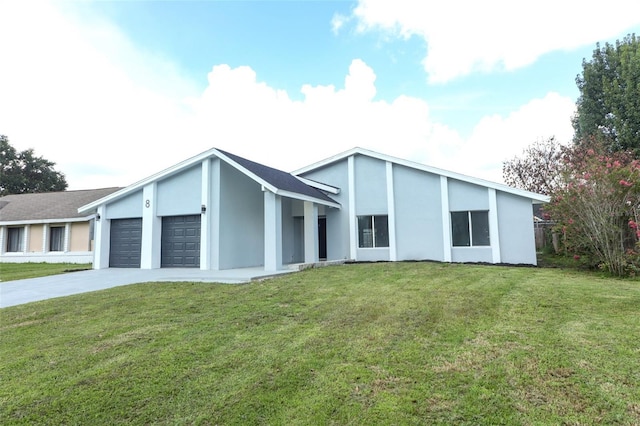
[[357, 215, 389, 248], [49, 226, 65, 252], [451, 210, 490, 247], [6, 227, 25, 252]]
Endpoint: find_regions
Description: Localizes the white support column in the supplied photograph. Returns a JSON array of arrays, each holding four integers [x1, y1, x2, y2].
[[211, 158, 221, 270], [348, 155, 357, 260], [386, 161, 397, 261], [141, 183, 161, 269], [94, 205, 110, 269], [488, 188, 501, 263], [42, 223, 49, 253], [303, 201, 319, 264], [264, 190, 282, 271], [0, 226, 5, 255], [63, 223, 71, 252], [440, 176, 452, 262], [23, 224, 30, 254], [200, 159, 212, 270]]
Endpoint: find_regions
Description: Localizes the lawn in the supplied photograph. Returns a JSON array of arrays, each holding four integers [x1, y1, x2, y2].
[[0, 262, 91, 281], [1, 262, 639, 425]]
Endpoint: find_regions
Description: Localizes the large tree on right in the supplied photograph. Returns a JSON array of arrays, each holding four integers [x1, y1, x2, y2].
[[573, 33, 640, 153]]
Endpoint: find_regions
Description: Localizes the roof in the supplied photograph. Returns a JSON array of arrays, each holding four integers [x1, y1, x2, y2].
[[79, 148, 340, 214], [293, 147, 551, 204], [0, 188, 122, 224], [215, 149, 338, 205]]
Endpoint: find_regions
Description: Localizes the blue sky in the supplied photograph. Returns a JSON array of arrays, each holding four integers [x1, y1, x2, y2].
[[1, 1, 639, 189]]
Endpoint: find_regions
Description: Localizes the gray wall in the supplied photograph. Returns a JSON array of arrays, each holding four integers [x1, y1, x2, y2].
[[354, 155, 387, 214], [281, 198, 305, 264], [448, 179, 489, 211], [393, 165, 444, 261], [299, 160, 350, 260], [157, 165, 201, 216], [218, 162, 264, 269], [105, 190, 143, 219], [497, 192, 537, 265]]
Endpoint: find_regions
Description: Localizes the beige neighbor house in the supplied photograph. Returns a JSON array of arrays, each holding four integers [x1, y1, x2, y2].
[[0, 188, 121, 264]]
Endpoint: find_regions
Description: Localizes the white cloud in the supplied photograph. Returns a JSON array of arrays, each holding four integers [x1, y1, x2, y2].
[[0, 1, 576, 192], [350, 0, 640, 83]]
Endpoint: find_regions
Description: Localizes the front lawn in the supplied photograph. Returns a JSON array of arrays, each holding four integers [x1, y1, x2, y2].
[[1, 262, 639, 424], [0, 262, 91, 282]]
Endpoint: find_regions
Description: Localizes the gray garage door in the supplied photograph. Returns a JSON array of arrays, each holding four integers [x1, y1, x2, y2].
[[109, 218, 142, 268], [161, 215, 201, 268]]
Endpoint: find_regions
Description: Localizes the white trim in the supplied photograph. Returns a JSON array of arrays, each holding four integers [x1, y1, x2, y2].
[[295, 176, 340, 194], [293, 146, 549, 203], [348, 155, 357, 260], [275, 189, 340, 209], [488, 188, 501, 263], [0, 216, 95, 226], [386, 161, 397, 261], [23, 225, 29, 254], [41, 224, 48, 253], [0, 226, 5, 255], [440, 176, 452, 262], [93, 205, 110, 269]]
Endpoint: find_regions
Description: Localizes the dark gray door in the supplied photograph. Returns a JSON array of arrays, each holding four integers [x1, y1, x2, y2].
[[109, 218, 142, 268], [161, 215, 201, 268]]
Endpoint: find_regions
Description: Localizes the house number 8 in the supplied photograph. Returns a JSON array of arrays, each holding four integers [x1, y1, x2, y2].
[[145, 200, 150, 208]]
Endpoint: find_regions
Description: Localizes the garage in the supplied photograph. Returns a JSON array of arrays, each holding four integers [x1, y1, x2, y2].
[[109, 218, 142, 268], [161, 215, 201, 267]]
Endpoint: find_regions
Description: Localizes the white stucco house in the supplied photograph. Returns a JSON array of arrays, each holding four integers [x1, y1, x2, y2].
[[78, 147, 549, 271]]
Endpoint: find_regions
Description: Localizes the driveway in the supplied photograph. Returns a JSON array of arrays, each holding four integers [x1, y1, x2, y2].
[[0, 267, 295, 308]]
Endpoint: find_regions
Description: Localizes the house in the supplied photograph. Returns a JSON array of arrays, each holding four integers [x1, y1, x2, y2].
[[77, 147, 549, 271], [0, 188, 121, 263]]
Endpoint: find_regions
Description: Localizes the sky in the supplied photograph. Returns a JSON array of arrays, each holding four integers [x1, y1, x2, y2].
[[1, 0, 639, 190]]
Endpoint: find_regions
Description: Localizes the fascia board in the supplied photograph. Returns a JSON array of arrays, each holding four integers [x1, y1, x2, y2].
[[0, 216, 95, 226], [294, 176, 340, 194], [275, 189, 341, 209]]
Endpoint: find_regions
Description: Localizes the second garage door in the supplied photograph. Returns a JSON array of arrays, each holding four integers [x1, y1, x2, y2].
[[110, 218, 142, 268], [161, 215, 201, 268]]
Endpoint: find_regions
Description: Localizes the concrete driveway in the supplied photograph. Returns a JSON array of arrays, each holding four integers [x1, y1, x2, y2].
[[0, 267, 295, 308]]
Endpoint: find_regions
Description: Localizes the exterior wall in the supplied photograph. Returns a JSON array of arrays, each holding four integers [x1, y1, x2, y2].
[[157, 165, 202, 216], [218, 162, 264, 269], [497, 192, 537, 265], [0, 220, 93, 264], [69, 222, 90, 252], [281, 198, 304, 264], [105, 190, 143, 219], [393, 165, 444, 261], [299, 159, 350, 260], [354, 155, 387, 214], [447, 178, 494, 263], [28, 224, 44, 252]]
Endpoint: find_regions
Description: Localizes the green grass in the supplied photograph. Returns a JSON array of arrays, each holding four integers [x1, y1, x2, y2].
[[0, 262, 92, 281], [1, 262, 639, 425]]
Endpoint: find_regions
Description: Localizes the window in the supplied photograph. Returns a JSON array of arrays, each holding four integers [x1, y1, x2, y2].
[[451, 211, 490, 247], [6, 227, 24, 252], [358, 215, 389, 248], [50, 226, 65, 252]]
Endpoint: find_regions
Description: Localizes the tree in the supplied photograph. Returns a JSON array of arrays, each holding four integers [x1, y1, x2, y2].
[[572, 34, 640, 153], [545, 140, 640, 276], [502, 137, 565, 195], [0, 135, 68, 196]]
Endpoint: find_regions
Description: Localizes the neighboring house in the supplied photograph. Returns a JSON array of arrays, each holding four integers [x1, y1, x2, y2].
[[78, 147, 549, 271], [0, 188, 121, 263]]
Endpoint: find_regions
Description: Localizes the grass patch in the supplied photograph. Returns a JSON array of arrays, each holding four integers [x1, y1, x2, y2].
[[1, 262, 639, 424], [0, 262, 92, 282]]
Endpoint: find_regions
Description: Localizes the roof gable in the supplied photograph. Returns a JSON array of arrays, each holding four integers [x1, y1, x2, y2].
[[79, 148, 340, 213], [293, 147, 550, 203]]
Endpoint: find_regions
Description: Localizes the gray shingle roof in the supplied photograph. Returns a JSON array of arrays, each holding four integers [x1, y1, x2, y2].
[[0, 188, 121, 222], [216, 148, 338, 205]]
